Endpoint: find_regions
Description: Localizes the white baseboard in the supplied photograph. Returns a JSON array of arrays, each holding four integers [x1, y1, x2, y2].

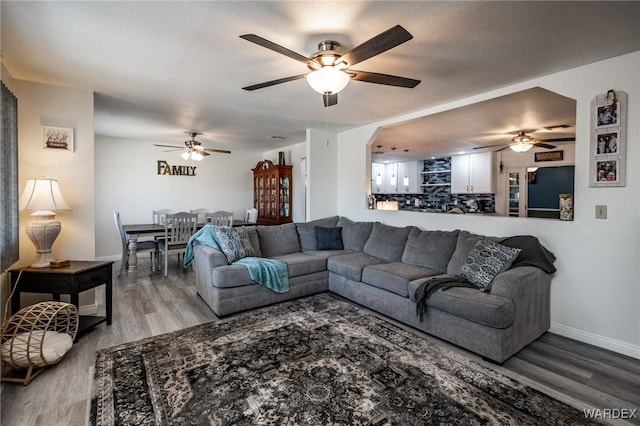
[[550, 322, 640, 360], [79, 303, 98, 316]]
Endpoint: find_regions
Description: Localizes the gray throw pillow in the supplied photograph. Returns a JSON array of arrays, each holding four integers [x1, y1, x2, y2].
[[456, 239, 521, 291], [212, 226, 255, 263], [363, 222, 412, 262], [257, 223, 300, 257], [295, 216, 340, 251], [244, 226, 262, 257], [315, 226, 343, 250], [402, 228, 459, 273], [337, 217, 374, 251]]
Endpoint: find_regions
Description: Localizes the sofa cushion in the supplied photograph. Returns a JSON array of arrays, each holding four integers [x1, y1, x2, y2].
[[417, 284, 515, 329], [302, 249, 353, 259], [315, 226, 344, 250], [212, 226, 255, 263], [244, 226, 262, 258], [363, 223, 413, 262], [362, 262, 441, 298], [257, 223, 300, 257], [456, 239, 521, 291], [447, 230, 500, 275], [327, 252, 388, 282], [270, 253, 327, 278], [295, 216, 340, 251], [337, 217, 374, 251], [402, 228, 459, 273]]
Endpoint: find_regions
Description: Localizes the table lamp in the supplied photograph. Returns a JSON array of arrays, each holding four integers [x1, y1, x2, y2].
[[19, 178, 72, 268]]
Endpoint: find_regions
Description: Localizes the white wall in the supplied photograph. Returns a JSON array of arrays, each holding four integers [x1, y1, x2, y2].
[[336, 51, 640, 358], [307, 128, 338, 221], [95, 136, 259, 258], [3, 74, 96, 309]]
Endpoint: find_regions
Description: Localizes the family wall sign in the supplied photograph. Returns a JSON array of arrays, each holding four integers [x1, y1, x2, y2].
[[157, 160, 197, 176]]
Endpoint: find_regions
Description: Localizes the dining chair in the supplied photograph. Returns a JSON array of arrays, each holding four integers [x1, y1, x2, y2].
[[158, 212, 198, 276], [190, 208, 215, 224], [114, 211, 159, 276], [205, 211, 234, 226], [152, 209, 176, 225], [245, 208, 258, 224]]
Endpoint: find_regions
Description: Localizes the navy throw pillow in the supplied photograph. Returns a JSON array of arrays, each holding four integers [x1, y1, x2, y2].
[[315, 226, 344, 250]]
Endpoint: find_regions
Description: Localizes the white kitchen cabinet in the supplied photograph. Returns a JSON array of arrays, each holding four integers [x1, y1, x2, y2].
[[397, 160, 420, 193], [385, 163, 399, 193], [451, 152, 494, 194], [371, 162, 385, 194]]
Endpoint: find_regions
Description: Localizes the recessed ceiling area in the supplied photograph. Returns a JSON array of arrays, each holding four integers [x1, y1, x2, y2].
[[372, 87, 577, 161]]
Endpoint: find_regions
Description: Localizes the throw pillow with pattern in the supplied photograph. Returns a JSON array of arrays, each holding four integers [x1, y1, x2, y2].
[[212, 226, 255, 263], [456, 238, 521, 291]]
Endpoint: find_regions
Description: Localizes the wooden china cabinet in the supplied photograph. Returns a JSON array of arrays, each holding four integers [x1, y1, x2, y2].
[[252, 160, 293, 225]]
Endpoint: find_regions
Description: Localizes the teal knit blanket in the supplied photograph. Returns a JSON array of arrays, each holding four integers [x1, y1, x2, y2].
[[184, 225, 289, 293]]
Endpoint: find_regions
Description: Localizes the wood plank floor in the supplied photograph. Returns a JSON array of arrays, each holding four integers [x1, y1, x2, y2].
[[2, 259, 638, 426]]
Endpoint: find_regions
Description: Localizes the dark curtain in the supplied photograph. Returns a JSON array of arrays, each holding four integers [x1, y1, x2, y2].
[[1, 81, 19, 272]]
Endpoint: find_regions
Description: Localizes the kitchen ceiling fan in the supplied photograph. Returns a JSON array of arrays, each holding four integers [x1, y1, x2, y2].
[[474, 126, 575, 153], [240, 25, 421, 107], [154, 131, 231, 161]]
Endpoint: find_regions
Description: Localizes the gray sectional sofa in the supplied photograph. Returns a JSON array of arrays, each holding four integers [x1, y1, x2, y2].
[[192, 216, 554, 363]]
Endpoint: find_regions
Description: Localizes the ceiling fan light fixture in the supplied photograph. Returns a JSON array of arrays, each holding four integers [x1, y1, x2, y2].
[[191, 151, 204, 161], [306, 67, 350, 95], [510, 131, 534, 152], [510, 142, 533, 153], [181, 151, 191, 160]]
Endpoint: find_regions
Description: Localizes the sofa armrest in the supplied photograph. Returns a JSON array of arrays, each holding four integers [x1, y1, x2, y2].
[[490, 266, 552, 349], [193, 243, 229, 269], [490, 266, 550, 300]]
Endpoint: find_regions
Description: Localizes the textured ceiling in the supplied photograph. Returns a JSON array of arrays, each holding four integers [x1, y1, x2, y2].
[[2, 1, 639, 154]]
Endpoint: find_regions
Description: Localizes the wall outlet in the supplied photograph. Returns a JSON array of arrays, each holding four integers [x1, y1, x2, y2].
[[595, 205, 607, 219]]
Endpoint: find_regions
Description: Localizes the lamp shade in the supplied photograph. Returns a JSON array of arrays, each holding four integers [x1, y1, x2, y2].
[[306, 67, 350, 95], [19, 178, 71, 214]]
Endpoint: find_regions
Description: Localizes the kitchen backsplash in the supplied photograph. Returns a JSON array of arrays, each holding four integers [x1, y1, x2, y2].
[[374, 192, 495, 213]]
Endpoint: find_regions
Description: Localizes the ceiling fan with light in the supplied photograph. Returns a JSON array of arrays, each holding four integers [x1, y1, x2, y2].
[[475, 126, 575, 153], [240, 25, 421, 107], [154, 131, 231, 161]]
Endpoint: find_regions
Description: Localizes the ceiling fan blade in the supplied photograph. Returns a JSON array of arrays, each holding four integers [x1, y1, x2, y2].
[[203, 148, 231, 154], [240, 34, 310, 65], [496, 146, 512, 152], [533, 142, 557, 149], [538, 137, 575, 142], [350, 70, 420, 88], [473, 143, 509, 150], [242, 74, 307, 91], [340, 25, 413, 67], [154, 144, 183, 148], [323, 93, 338, 107], [162, 149, 183, 152]]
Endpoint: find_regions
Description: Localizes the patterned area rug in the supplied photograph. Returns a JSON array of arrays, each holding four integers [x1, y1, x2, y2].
[[91, 294, 597, 425]]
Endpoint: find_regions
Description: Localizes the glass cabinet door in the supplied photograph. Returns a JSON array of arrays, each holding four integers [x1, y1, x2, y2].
[[508, 171, 520, 217]]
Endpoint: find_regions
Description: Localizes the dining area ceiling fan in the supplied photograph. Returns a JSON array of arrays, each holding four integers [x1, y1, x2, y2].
[[154, 132, 231, 161], [240, 25, 421, 107]]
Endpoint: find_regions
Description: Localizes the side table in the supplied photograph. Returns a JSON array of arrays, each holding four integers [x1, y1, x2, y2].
[[9, 261, 113, 339]]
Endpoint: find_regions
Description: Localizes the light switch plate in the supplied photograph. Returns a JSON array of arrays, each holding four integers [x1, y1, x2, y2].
[[595, 205, 607, 219]]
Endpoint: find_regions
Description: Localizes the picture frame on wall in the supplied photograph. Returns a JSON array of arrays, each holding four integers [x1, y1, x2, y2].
[[42, 125, 74, 152], [589, 90, 626, 188], [595, 102, 618, 128], [596, 130, 618, 155]]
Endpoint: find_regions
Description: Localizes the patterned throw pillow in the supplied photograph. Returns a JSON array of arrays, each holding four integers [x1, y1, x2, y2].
[[212, 226, 255, 263], [456, 239, 521, 291]]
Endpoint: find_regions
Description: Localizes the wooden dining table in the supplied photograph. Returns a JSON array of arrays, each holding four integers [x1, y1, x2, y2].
[[122, 220, 253, 278]]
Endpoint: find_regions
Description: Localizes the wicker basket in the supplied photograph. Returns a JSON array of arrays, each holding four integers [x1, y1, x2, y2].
[[1, 301, 79, 385]]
